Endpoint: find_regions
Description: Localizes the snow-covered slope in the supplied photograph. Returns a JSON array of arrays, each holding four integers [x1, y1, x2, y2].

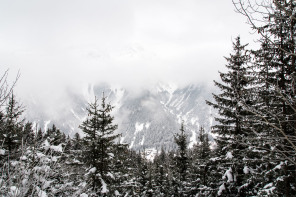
[[23, 83, 216, 151]]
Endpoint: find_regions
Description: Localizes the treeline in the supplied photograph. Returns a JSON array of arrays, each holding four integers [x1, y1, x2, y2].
[[0, 93, 214, 196]]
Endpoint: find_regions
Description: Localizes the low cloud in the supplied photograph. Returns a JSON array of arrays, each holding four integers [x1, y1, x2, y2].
[[0, 0, 256, 112]]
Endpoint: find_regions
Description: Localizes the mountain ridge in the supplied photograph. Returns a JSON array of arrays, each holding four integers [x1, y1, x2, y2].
[[23, 82, 216, 150]]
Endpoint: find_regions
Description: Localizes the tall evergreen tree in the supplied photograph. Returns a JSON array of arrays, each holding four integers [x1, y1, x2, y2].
[[110, 144, 134, 196], [173, 121, 189, 196], [22, 122, 35, 146], [206, 36, 255, 196], [153, 147, 170, 196], [190, 126, 212, 196], [245, 1, 296, 194], [79, 94, 120, 195], [206, 36, 251, 142], [245, 38, 284, 195], [0, 93, 24, 158], [135, 152, 153, 196]]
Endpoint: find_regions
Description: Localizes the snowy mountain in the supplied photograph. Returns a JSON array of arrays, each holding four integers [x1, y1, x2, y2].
[[23, 82, 216, 151]]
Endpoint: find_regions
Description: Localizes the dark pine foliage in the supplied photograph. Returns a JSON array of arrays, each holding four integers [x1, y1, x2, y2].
[[0, 94, 24, 158], [79, 93, 120, 195], [206, 36, 257, 196]]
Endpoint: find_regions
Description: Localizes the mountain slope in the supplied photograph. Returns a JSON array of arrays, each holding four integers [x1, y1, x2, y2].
[[23, 83, 216, 150]]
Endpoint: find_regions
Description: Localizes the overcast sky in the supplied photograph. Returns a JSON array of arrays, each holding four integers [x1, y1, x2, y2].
[[0, 0, 256, 100]]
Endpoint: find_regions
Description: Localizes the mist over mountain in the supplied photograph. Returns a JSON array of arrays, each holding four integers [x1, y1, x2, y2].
[[22, 82, 216, 151]]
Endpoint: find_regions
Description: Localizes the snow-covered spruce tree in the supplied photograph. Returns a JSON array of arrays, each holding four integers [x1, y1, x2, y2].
[[190, 126, 213, 196], [79, 94, 120, 196], [0, 93, 24, 160], [63, 132, 85, 193], [153, 147, 170, 196], [0, 124, 75, 196], [245, 37, 286, 195], [22, 122, 35, 146], [108, 141, 131, 196], [0, 111, 6, 159], [166, 150, 179, 196], [206, 36, 256, 196], [256, 2, 296, 195], [117, 149, 143, 196], [132, 151, 153, 196], [44, 124, 66, 146], [172, 121, 189, 196], [234, 0, 296, 195]]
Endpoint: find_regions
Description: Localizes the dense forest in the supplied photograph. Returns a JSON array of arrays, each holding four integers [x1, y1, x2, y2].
[[1, 0, 296, 196]]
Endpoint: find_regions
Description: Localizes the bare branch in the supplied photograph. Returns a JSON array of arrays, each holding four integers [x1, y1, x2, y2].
[[0, 69, 20, 107], [233, 0, 296, 57]]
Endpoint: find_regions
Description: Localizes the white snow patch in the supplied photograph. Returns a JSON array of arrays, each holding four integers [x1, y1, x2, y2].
[[210, 141, 217, 150], [44, 120, 51, 132], [0, 149, 5, 155], [51, 156, 58, 162], [226, 152, 233, 159], [157, 82, 177, 95], [38, 190, 48, 197], [36, 187, 48, 197], [88, 167, 96, 174], [50, 144, 63, 152], [218, 183, 225, 196], [115, 190, 121, 196], [107, 172, 114, 179], [22, 179, 28, 186], [72, 159, 81, 164], [165, 82, 177, 94], [80, 194, 88, 197], [264, 183, 273, 188], [79, 182, 87, 188], [129, 138, 135, 149], [20, 156, 27, 161], [108, 153, 114, 158], [70, 126, 75, 132], [9, 186, 20, 196], [190, 117, 199, 125], [32, 121, 38, 132], [170, 94, 183, 108], [188, 129, 197, 149], [101, 178, 109, 193], [120, 136, 125, 144], [140, 136, 145, 146], [271, 146, 275, 151], [165, 83, 177, 106], [223, 167, 234, 182], [144, 148, 157, 161], [209, 157, 219, 161], [145, 122, 150, 129], [36, 152, 45, 158], [10, 161, 18, 166], [274, 161, 284, 170], [243, 166, 249, 174], [263, 183, 276, 195], [42, 180, 53, 189], [135, 122, 144, 133], [42, 165, 51, 172], [42, 140, 50, 150]]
